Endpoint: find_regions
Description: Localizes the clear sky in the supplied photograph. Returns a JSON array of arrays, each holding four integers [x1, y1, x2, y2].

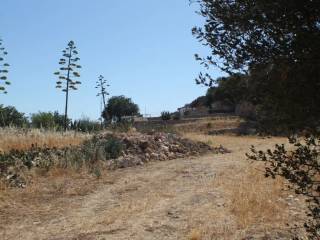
[[0, 0, 224, 120]]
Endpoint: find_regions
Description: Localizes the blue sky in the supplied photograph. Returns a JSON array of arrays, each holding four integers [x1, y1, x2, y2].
[[0, 0, 224, 120]]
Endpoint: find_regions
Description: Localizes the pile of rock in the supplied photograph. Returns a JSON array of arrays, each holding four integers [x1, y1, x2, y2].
[[101, 132, 217, 170], [0, 131, 229, 187]]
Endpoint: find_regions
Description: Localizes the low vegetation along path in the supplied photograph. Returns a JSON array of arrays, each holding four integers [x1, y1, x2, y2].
[[0, 136, 306, 239]]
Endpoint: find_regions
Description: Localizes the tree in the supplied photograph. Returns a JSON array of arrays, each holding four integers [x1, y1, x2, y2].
[[0, 105, 27, 127], [54, 40, 82, 131], [189, 96, 207, 108], [70, 117, 102, 132], [161, 111, 171, 121], [206, 74, 248, 107], [53, 111, 66, 129], [31, 111, 68, 130], [192, 1, 320, 235], [0, 38, 10, 94], [192, 0, 320, 75], [192, 0, 320, 132], [31, 112, 56, 129], [102, 96, 139, 122], [95, 75, 109, 109]]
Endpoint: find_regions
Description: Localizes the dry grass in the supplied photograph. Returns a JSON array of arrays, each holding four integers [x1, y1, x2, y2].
[[213, 162, 289, 232], [181, 132, 300, 238], [189, 229, 202, 240], [174, 117, 242, 134], [0, 118, 307, 239], [0, 128, 90, 153]]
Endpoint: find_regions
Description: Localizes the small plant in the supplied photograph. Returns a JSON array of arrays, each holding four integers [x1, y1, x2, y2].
[[161, 111, 171, 121], [104, 137, 124, 159]]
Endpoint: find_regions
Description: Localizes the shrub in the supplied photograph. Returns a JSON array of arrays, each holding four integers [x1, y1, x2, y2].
[[161, 111, 171, 121], [172, 112, 181, 120], [31, 111, 67, 130], [104, 137, 124, 159], [247, 135, 320, 238], [110, 121, 133, 133], [71, 117, 102, 132], [0, 105, 28, 127], [81, 135, 124, 161]]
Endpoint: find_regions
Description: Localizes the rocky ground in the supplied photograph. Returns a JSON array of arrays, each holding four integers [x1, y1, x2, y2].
[[104, 131, 228, 170]]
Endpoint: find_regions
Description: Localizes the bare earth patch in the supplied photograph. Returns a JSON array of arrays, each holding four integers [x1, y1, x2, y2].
[[0, 135, 308, 239]]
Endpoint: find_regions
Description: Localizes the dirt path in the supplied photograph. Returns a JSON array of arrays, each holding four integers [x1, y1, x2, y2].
[[0, 136, 306, 240]]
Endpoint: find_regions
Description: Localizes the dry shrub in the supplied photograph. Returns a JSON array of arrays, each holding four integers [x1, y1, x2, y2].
[[0, 128, 90, 152]]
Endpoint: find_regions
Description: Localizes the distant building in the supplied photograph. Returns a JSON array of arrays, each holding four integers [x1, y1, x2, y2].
[[121, 115, 148, 122]]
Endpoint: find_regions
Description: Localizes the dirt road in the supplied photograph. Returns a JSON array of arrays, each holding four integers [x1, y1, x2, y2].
[[0, 136, 306, 239]]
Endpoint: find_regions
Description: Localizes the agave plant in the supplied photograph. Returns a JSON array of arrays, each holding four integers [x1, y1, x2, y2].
[[95, 75, 110, 109], [54, 40, 82, 131], [0, 38, 10, 94]]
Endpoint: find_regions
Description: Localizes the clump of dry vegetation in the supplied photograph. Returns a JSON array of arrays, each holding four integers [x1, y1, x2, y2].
[[0, 128, 90, 153]]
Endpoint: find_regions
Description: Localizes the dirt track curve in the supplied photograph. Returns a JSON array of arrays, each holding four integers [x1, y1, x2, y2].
[[0, 137, 306, 240]]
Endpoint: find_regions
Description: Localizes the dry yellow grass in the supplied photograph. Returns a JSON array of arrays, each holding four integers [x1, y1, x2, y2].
[[181, 133, 299, 238], [189, 229, 202, 240], [0, 128, 90, 153], [174, 117, 242, 134]]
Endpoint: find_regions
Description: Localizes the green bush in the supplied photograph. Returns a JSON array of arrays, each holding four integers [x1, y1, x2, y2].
[[104, 137, 124, 159], [81, 135, 124, 161], [31, 111, 67, 130], [0, 105, 28, 127], [161, 111, 171, 121], [172, 112, 181, 120], [71, 117, 102, 132]]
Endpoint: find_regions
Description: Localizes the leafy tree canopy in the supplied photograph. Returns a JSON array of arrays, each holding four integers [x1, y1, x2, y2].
[[102, 96, 139, 122], [192, 0, 320, 75], [31, 111, 68, 130], [0, 105, 27, 127], [193, 0, 320, 133]]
